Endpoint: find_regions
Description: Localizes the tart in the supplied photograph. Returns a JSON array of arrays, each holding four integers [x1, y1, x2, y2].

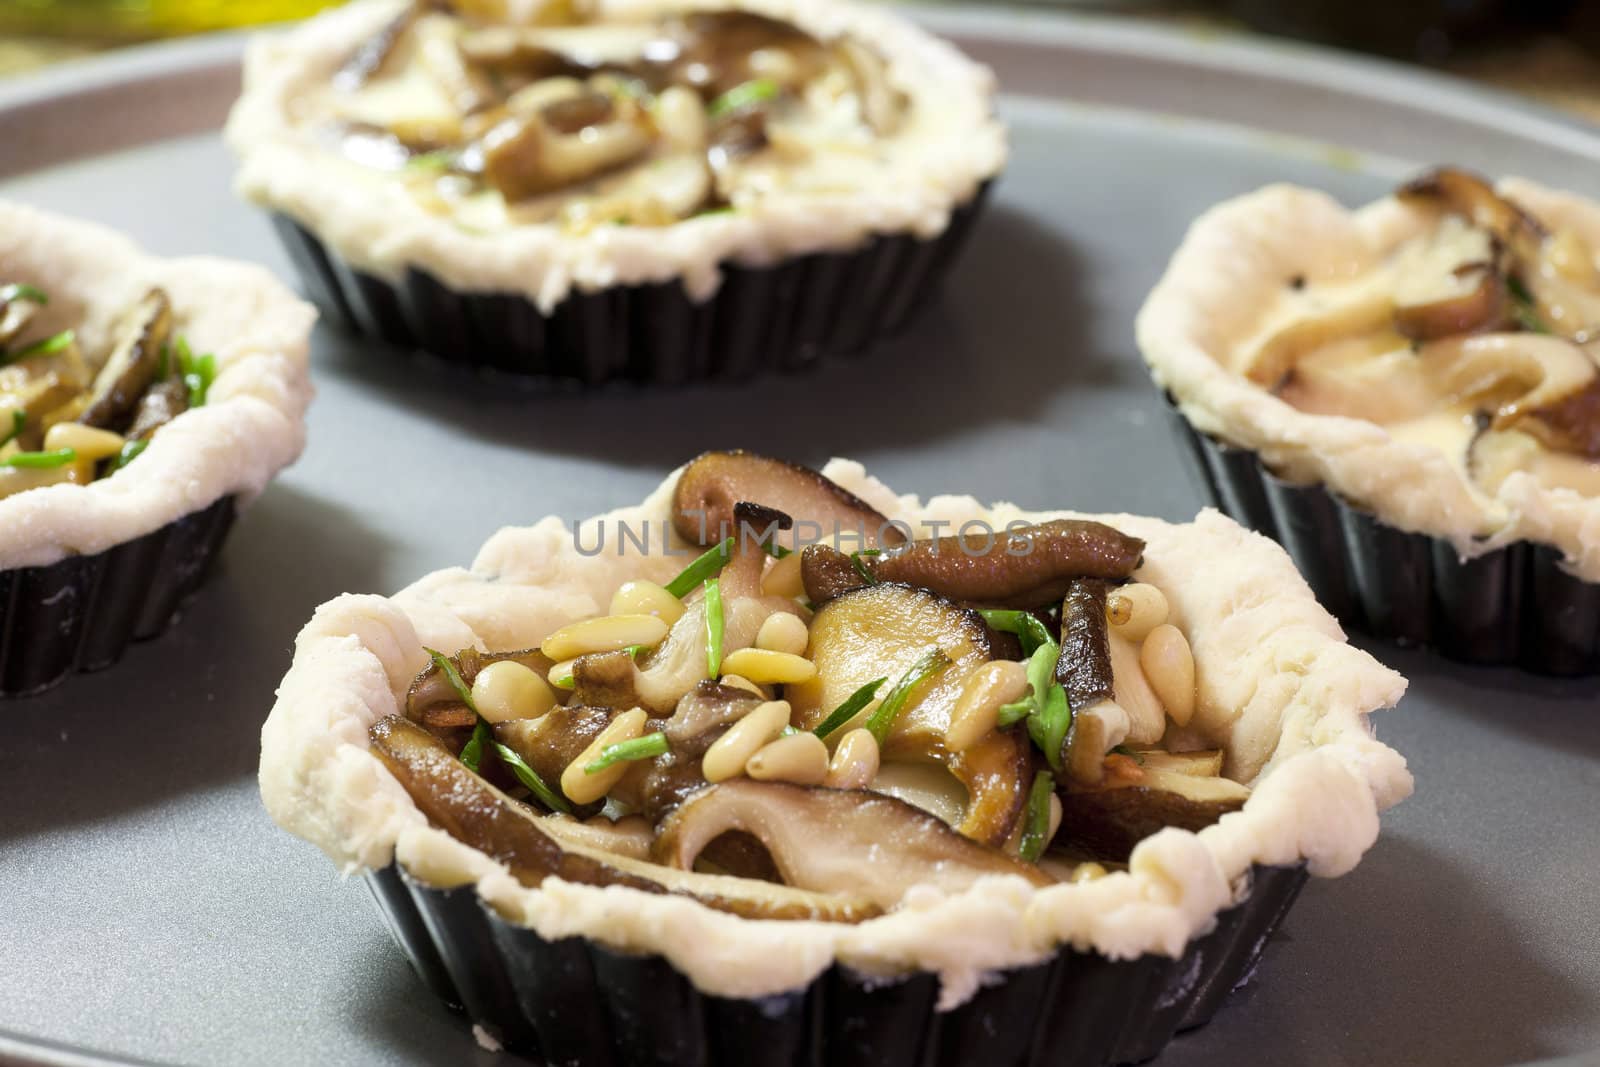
[[261, 450, 1410, 1064], [0, 200, 314, 697], [226, 0, 1002, 383], [1140, 168, 1600, 674]]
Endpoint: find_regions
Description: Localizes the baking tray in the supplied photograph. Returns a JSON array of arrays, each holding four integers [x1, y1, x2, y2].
[[0, 9, 1596, 1067]]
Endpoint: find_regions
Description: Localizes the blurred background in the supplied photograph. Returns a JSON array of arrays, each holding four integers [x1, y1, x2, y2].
[[3, 0, 1600, 121]]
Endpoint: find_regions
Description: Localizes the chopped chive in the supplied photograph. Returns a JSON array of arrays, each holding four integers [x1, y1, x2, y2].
[[708, 77, 779, 119], [178, 339, 217, 407], [0, 410, 23, 449], [425, 647, 477, 710], [849, 551, 878, 585], [995, 698, 1032, 728], [459, 718, 491, 773], [812, 676, 888, 740], [704, 577, 725, 678], [664, 536, 734, 598], [695, 206, 736, 219], [0, 283, 48, 306], [112, 437, 149, 470], [405, 149, 458, 172], [764, 542, 792, 559], [584, 732, 669, 774], [864, 648, 951, 746], [1017, 771, 1055, 862], [10, 329, 74, 361], [492, 738, 572, 813], [1, 447, 76, 469], [1508, 276, 1551, 335], [1026, 642, 1073, 774], [979, 610, 1055, 657]]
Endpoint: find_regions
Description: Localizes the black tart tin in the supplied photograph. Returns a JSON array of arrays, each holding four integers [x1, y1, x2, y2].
[[366, 860, 1307, 1066], [1166, 404, 1600, 675], [0, 496, 237, 698], [268, 186, 991, 385]]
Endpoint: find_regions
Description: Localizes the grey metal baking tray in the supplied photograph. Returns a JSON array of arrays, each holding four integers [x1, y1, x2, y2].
[[1, 8, 1597, 1065]]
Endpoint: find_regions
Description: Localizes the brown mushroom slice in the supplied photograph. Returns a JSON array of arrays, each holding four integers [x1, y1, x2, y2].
[[1121, 748, 1226, 777], [493, 704, 616, 792], [1422, 333, 1599, 449], [1516, 376, 1600, 458], [79, 288, 173, 432], [672, 450, 907, 549], [333, 3, 420, 90], [787, 583, 1031, 846], [869, 520, 1146, 609], [457, 28, 599, 81], [478, 88, 651, 201], [654, 780, 1052, 911], [1055, 767, 1250, 863], [0, 284, 46, 348], [538, 813, 656, 861], [651, 11, 828, 97], [1391, 216, 1508, 341], [1398, 167, 1545, 262], [1241, 288, 1395, 388], [407, 646, 555, 718], [414, 12, 499, 115], [799, 544, 870, 605], [1056, 578, 1113, 714], [124, 376, 189, 441], [370, 715, 872, 921]]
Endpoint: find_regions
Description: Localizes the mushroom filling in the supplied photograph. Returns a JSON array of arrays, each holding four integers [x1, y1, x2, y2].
[[1236, 166, 1600, 505], [308, 0, 913, 231], [376, 450, 1250, 918], [0, 283, 215, 501]]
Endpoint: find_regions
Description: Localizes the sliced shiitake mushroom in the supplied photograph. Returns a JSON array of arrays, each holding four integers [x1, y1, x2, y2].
[[653, 779, 1051, 911], [672, 450, 907, 549], [1398, 167, 1544, 263], [1515, 374, 1600, 458], [493, 704, 616, 799], [787, 583, 1031, 846], [1391, 216, 1508, 341], [1055, 766, 1250, 863], [478, 100, 651, 201], [799, 543, 870, 605], [370, 715, 874, 921], [864, 520, 1146, 609], [408, 646, 555, 719], [649, 11, 827, 98], [78, 288, 173, 433], [0, 283, 46, 348], [124, 376, 189, 441], [334, 3, 422, 90]]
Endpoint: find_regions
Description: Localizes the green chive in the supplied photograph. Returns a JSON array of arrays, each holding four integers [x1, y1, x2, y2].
[[459, 718, 491, 774], [1024, 642, 1072, 774], [695, 206, 736, 219], [178, 340, 217, 408], [849, 551, 878, 585], [979, 610, 1055, 657], [585, 732, 669, 774], [1017, 771, 1055, 862], [112, 437, 149, 471], [492, 738, 571, 813], [425, 647, 476, 710], [2, 447, 76, 469], [0, 410, 23, 449], [664, 536, 734, 598], [812, 676, 888, 740], [11, 329, 74, 361], [995, 699, 1032, 728], [708, 77, 779, 119], [704, 577, 725, 677], [0, 283, 48, 306], [864, 648, 951, 746], [405, 149, 458, 172], [1508, 275, 1551, 334], [764, 542, 792, 559]]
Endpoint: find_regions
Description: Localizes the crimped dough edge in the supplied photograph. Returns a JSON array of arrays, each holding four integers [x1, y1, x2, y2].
[[1136, 177, 1600, 583], [0, 200, 315, 571], [225, 0, 1007, 312], [260, 460, 1411, 1009]]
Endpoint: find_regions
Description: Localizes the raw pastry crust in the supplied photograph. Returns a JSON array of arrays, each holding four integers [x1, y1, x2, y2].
[[260, 460, 1411, 1009], [225, 0, 1006, 311], [0, 200, 315, 571], [1137, 177, 1600, 582]]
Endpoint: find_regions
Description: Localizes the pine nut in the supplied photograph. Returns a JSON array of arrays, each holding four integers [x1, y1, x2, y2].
[[1140, 624, 1196, 727], [702, 699, 791, 782], [561, 707, 647, 805], [1106, 583, 1169, 642], [541, 614, 669, 660], [1071, 862, 1108, 883], [719, 673, 766, 698], [946, 660, 1030, 752], [746, 731, 829, 785], [823, 727, 879, 789], [719, 648, 815, 685], [547, 658, 577, 690], [754, 612, 809, 656], [761, 552, 805, 599], [608, 579, 685, 625], [470, 660, 556, 724], [43, 422, 125, 461]]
